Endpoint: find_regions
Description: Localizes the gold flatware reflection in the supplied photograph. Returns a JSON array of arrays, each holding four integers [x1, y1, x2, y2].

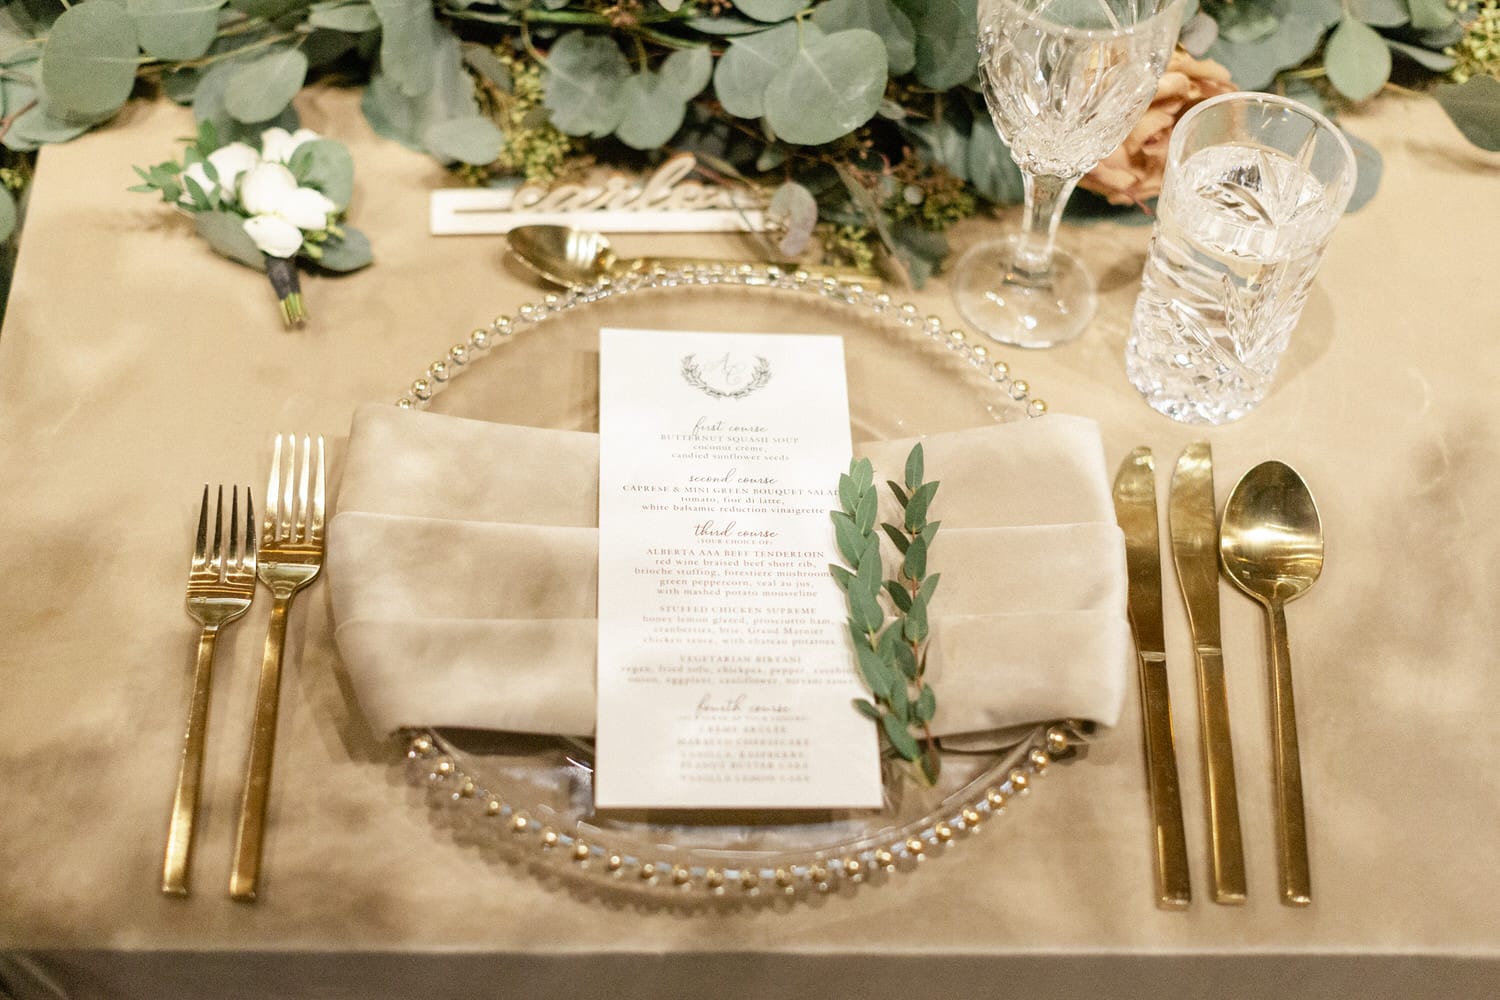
[[230, 434, 325, 902], [1219, 460, 1324, 908], [505, 224, 876, 289], [1112, 447, 1192, 910], [1168, 443, 1247, 905], [163, 485, 256, 897]]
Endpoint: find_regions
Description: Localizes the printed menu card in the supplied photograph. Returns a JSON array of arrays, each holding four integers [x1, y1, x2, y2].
[[595, 328, 883, 810]]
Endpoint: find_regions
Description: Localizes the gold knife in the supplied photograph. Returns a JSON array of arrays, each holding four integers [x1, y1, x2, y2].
[[1169, 442, 1248, 905], [1112, 447, 1192, 910]]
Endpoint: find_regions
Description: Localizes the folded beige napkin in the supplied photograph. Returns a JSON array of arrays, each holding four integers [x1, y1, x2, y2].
[[329, 404, 1130, 740]]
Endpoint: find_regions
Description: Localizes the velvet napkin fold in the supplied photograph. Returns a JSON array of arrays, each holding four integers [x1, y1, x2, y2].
[[328, 404, 1131, 740]]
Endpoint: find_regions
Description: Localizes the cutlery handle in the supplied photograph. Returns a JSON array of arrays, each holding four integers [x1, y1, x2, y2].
[[1194, 647, 1247, 904], [1137, 650, 1192, 909], [1266, 601, 1311, 906], [230, 593, 291, 902], [162, 627, 219, 896]]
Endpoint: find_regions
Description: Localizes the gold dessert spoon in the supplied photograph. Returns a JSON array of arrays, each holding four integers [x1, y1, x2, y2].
[[1219, 460, 1324, 907], [505, 224, 874, 289]]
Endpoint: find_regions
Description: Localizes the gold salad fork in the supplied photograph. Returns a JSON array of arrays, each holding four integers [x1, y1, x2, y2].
[[163, 485, 256, 897], [230, 434, 324, 902]]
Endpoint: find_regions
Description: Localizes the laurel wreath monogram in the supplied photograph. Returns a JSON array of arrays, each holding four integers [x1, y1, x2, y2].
[[680, 353, 772, 400]]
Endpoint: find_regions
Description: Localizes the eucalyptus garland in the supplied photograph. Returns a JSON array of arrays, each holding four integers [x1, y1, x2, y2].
[[0, 1, 1497, 263]]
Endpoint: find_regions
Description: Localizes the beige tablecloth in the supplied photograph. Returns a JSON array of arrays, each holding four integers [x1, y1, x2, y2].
[[1, 89, 1497, 999]]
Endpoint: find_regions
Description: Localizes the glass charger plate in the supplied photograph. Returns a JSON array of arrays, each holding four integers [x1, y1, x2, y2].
[[392, 264, 1094, 902]]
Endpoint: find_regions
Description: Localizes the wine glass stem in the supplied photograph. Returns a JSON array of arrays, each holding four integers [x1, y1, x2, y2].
[[1010, 172, 1080, 282]]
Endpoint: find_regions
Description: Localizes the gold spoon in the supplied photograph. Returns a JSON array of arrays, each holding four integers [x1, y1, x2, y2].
[[505, 224, 874, 289], [1219, 460, 1324, 907]]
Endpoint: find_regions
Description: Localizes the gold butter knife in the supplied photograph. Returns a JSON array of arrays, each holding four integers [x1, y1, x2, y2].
[[1169, 442, 1247, 905], [1112, 447, 1192, 910]]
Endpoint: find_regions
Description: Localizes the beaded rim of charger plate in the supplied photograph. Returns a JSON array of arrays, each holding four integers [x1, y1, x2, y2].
[[391, 263, 1047, 419], [406, 725, 1077, 897]]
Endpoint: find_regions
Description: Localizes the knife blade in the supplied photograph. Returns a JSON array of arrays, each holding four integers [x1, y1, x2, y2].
[[1169, 442, 1248, 905], [1112, 447, 1192, 910]]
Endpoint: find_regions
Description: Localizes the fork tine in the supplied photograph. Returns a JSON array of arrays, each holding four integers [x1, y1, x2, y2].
[[211, 486, 225, 581], [244, 489, 257, 574], [228, 485, 240, 568], [295, 434, 311, 543], [193, 485, 210, 571], [281, 434, 295, 541], [265, 435, 282, 541], [311, 436, 326, 544]]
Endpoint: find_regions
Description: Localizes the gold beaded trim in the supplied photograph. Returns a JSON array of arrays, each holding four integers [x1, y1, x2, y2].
[[391, 264, 1047, 419], [405, 722, 1085, 898]]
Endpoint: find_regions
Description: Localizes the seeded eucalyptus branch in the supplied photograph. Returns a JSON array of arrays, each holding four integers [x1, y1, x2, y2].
[[829, 443, 942, 786]]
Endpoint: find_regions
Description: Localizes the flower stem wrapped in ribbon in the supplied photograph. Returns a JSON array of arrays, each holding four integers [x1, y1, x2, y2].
[[131, 123, 371, 328]]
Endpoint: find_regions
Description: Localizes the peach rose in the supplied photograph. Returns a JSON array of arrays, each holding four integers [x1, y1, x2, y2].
[[1080, 49, 1237, 208]]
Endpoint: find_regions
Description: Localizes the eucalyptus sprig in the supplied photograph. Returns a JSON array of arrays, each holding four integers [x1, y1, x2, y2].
[[829, 443, 941, 786]]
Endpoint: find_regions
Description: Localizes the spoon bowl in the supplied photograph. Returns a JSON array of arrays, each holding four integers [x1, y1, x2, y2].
[[1219, 460, 1325, 607], [1219, 459, 1323, 907], [507, 225, 620, 287]]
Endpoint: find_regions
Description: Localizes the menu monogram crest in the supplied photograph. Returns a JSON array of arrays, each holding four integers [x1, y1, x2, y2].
[[680, 352, 772, 400]]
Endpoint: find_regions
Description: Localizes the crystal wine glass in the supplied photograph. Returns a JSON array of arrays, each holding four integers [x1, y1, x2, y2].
[[952, 0, 1186, 348]]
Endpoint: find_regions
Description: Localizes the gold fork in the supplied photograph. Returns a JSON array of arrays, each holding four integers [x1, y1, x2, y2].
[[163, 485, 256, 897], [230, 434, 325, 902]]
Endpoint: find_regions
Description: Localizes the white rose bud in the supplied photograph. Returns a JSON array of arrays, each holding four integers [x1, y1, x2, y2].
[[260, 126, 322, 164], [239, 162, 299, 218], [206, 142, 259, 202], [275, 187, 337, 231], [243, 215, 304, 258]]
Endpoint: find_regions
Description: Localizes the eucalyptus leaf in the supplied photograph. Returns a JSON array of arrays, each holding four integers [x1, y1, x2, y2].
[[304, 27, 359, 68], [1346, 0, 1408, 29], [1205, 13, 1325, 90], [831, 510, 862, 567], [829, 562, 853, 592], [194, 211, 267, 271], [856, 533, 882, 586], [885, 579, 913, 613], [967, 118, 1024, 205], [918, 572, 940, 604], [660, 45, 712, 100], [852, 697, 881, 722], [1300, 0, 1344, 28], [880, 527, 909, 561], [1384, 38, 1455, 73], [543, 31, 630, 138], [615, 71, 688, 150], [230, 0, 303, 17], [314, 225, 373, 271], [194, 59, 300, 143], [308, 2, 382, 33], [687, 14, 768, 36], [128, 0, 225, 61], [1408, 0, 1456, 31], [915, 685, 935, 724], [903, 442, 923, 491], [837, 472, 856, 512], [904, 480, 938, 532], [371, 0, 442, 98], [852, 584, 884, 635], [893, 0, 977, 90], [463, 42, 512, 91], [1341, 129, 1383, 213], [224, 47, 309, 124], [811, 0, 915, 76], [763, 29, 887, 146], [1435, 76, 1500, 151], [903, 532, 927, 580], [903, 593, 928, 642], [734, 0, 809, 23], [855, 644, 891, 698], [1325, 18, 1391, 103], [885, 480, 907, 506], [891, 636, 917, 680], [4, 104, 89, 152], [902, 102, 970, 180], [284, 140, 353, 209], [768, 179, 817, 257], [0, 186, 16, 243], [850, 457, 872, 493], [423, 114, 504, 164], [713, 20, 805, 120], [359, 33, 476, 149], [38, 2, 140, 124], [881, 712, 920, 760], [888, 678, 910, 721]]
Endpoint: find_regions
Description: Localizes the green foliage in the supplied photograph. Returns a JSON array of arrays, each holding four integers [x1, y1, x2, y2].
[[1435, 74, 1500, 150], [829, 446, 942, 786]]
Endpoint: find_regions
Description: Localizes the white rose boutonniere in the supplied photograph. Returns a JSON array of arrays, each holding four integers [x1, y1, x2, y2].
[[132, 122, 371, 328]]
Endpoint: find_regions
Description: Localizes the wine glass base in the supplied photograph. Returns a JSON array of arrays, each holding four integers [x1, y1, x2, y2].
[[951, 236, 1098, 349]]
